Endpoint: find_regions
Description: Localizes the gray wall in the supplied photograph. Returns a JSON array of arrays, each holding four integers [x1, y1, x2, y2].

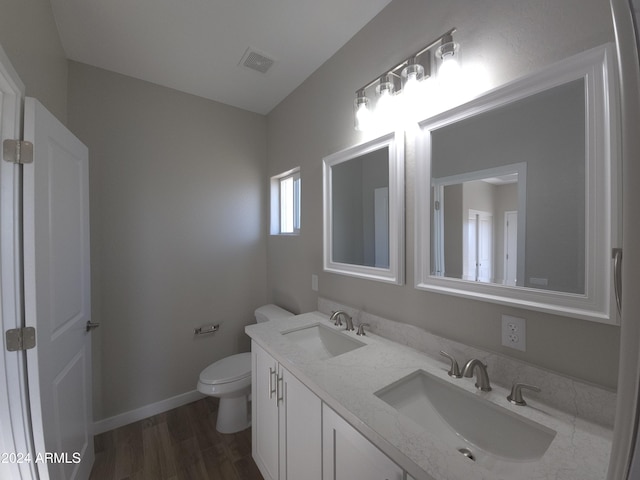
[[67, 62, 268, 419], [0, 0, 68, 122], [266, 0, 620, 389]]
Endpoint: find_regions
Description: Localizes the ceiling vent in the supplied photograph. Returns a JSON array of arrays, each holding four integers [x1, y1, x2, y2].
[[239, 47, 275, 74]]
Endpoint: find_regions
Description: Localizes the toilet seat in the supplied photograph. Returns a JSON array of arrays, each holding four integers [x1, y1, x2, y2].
[[199, 352, 251, 385]]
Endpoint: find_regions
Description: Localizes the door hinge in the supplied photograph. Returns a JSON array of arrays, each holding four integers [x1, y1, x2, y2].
[[3, 139, 33, 164], [434, 200, 441, 211], [5, 327, 36, 351]]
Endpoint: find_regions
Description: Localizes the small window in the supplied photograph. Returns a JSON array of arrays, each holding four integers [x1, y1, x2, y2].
[[271, 168, 301, 235]]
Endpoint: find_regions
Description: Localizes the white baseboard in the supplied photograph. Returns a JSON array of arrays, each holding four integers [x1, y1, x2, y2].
[[93, 390, 206, 435]]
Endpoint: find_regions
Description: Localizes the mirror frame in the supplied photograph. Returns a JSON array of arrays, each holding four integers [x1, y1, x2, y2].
[[323, 131, 405, 284], [414, 44, 620, 324]]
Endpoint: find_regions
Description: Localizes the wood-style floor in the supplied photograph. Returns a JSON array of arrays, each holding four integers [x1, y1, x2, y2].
[[89, 398, 264, 480]]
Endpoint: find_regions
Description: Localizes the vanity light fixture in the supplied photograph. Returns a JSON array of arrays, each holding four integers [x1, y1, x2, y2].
[[353, 28, 458, 131]]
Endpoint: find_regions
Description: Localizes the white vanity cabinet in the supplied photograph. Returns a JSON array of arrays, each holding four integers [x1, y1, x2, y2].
[[252, 341, 322, 480], [322, 404, 404, 480]]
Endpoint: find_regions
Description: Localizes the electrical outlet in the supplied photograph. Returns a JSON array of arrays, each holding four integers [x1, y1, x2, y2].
[[502, 315, 526, 351], [311, 274, 318, 292]]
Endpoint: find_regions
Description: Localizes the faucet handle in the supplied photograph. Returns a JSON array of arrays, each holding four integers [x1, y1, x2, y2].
[[439, 351, 462, 378], [507, 383, 541, 406], [356, 323, 370, 336]]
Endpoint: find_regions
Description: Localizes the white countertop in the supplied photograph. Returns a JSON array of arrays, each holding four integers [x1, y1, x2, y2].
[[246, 311, 612, 480]]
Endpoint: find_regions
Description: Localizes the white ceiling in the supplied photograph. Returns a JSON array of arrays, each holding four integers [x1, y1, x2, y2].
[[50, 0, 393, 114]]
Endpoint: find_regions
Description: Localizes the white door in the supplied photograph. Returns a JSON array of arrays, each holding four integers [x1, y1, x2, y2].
[[23, 97, 94, 480], [477, 213, 493, 283], [504, 211, 518, 286], [464, 215, 478, 281], [465, 210, 493, 283]]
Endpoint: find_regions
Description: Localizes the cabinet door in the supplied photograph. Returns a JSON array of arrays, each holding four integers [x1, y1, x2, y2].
[[322, 404, 403, 480], [252, 342, 280, 480], [281, 368, 322, 480]]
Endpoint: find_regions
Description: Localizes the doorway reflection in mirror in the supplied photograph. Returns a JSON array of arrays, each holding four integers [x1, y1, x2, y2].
[[432, 164, 526, 287]]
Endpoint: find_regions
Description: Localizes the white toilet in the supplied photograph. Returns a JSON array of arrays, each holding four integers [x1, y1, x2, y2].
[[197, 304, 293, 434]]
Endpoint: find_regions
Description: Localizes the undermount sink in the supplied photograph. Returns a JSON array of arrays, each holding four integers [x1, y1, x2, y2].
[[281, 323, 365, 360], [375, 370, 556, 462]]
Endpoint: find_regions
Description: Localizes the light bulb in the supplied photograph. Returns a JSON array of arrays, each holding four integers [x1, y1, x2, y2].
[[436, 34, 461, 89], [376, 89, 394, 118], [439, 54, 461, 83], [353, 90, 372, 131], [355, 101, 372, 131], [372, 74, 398, 132], [403, 72, 420, 98]]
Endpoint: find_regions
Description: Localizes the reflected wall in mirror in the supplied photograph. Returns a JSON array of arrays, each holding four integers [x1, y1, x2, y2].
[[415, 44, 620, 323], [331, 147, 389, 267], [323, 131, 404, 284]]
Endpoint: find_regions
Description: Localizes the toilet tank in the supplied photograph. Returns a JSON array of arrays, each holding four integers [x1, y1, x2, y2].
[[254, 304, 293, 323]]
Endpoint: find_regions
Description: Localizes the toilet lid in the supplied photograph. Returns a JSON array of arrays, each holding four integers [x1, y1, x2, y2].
[[199, 352, 251, 385]]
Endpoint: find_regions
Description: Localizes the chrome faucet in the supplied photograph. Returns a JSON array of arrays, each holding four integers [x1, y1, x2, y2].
[[462, 359, 492, 391], [329, 311, 354, 331]]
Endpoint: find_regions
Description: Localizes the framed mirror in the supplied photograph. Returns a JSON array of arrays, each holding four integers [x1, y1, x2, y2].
[[323, 131, 404, 284], [415, 44, 620, 323]]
